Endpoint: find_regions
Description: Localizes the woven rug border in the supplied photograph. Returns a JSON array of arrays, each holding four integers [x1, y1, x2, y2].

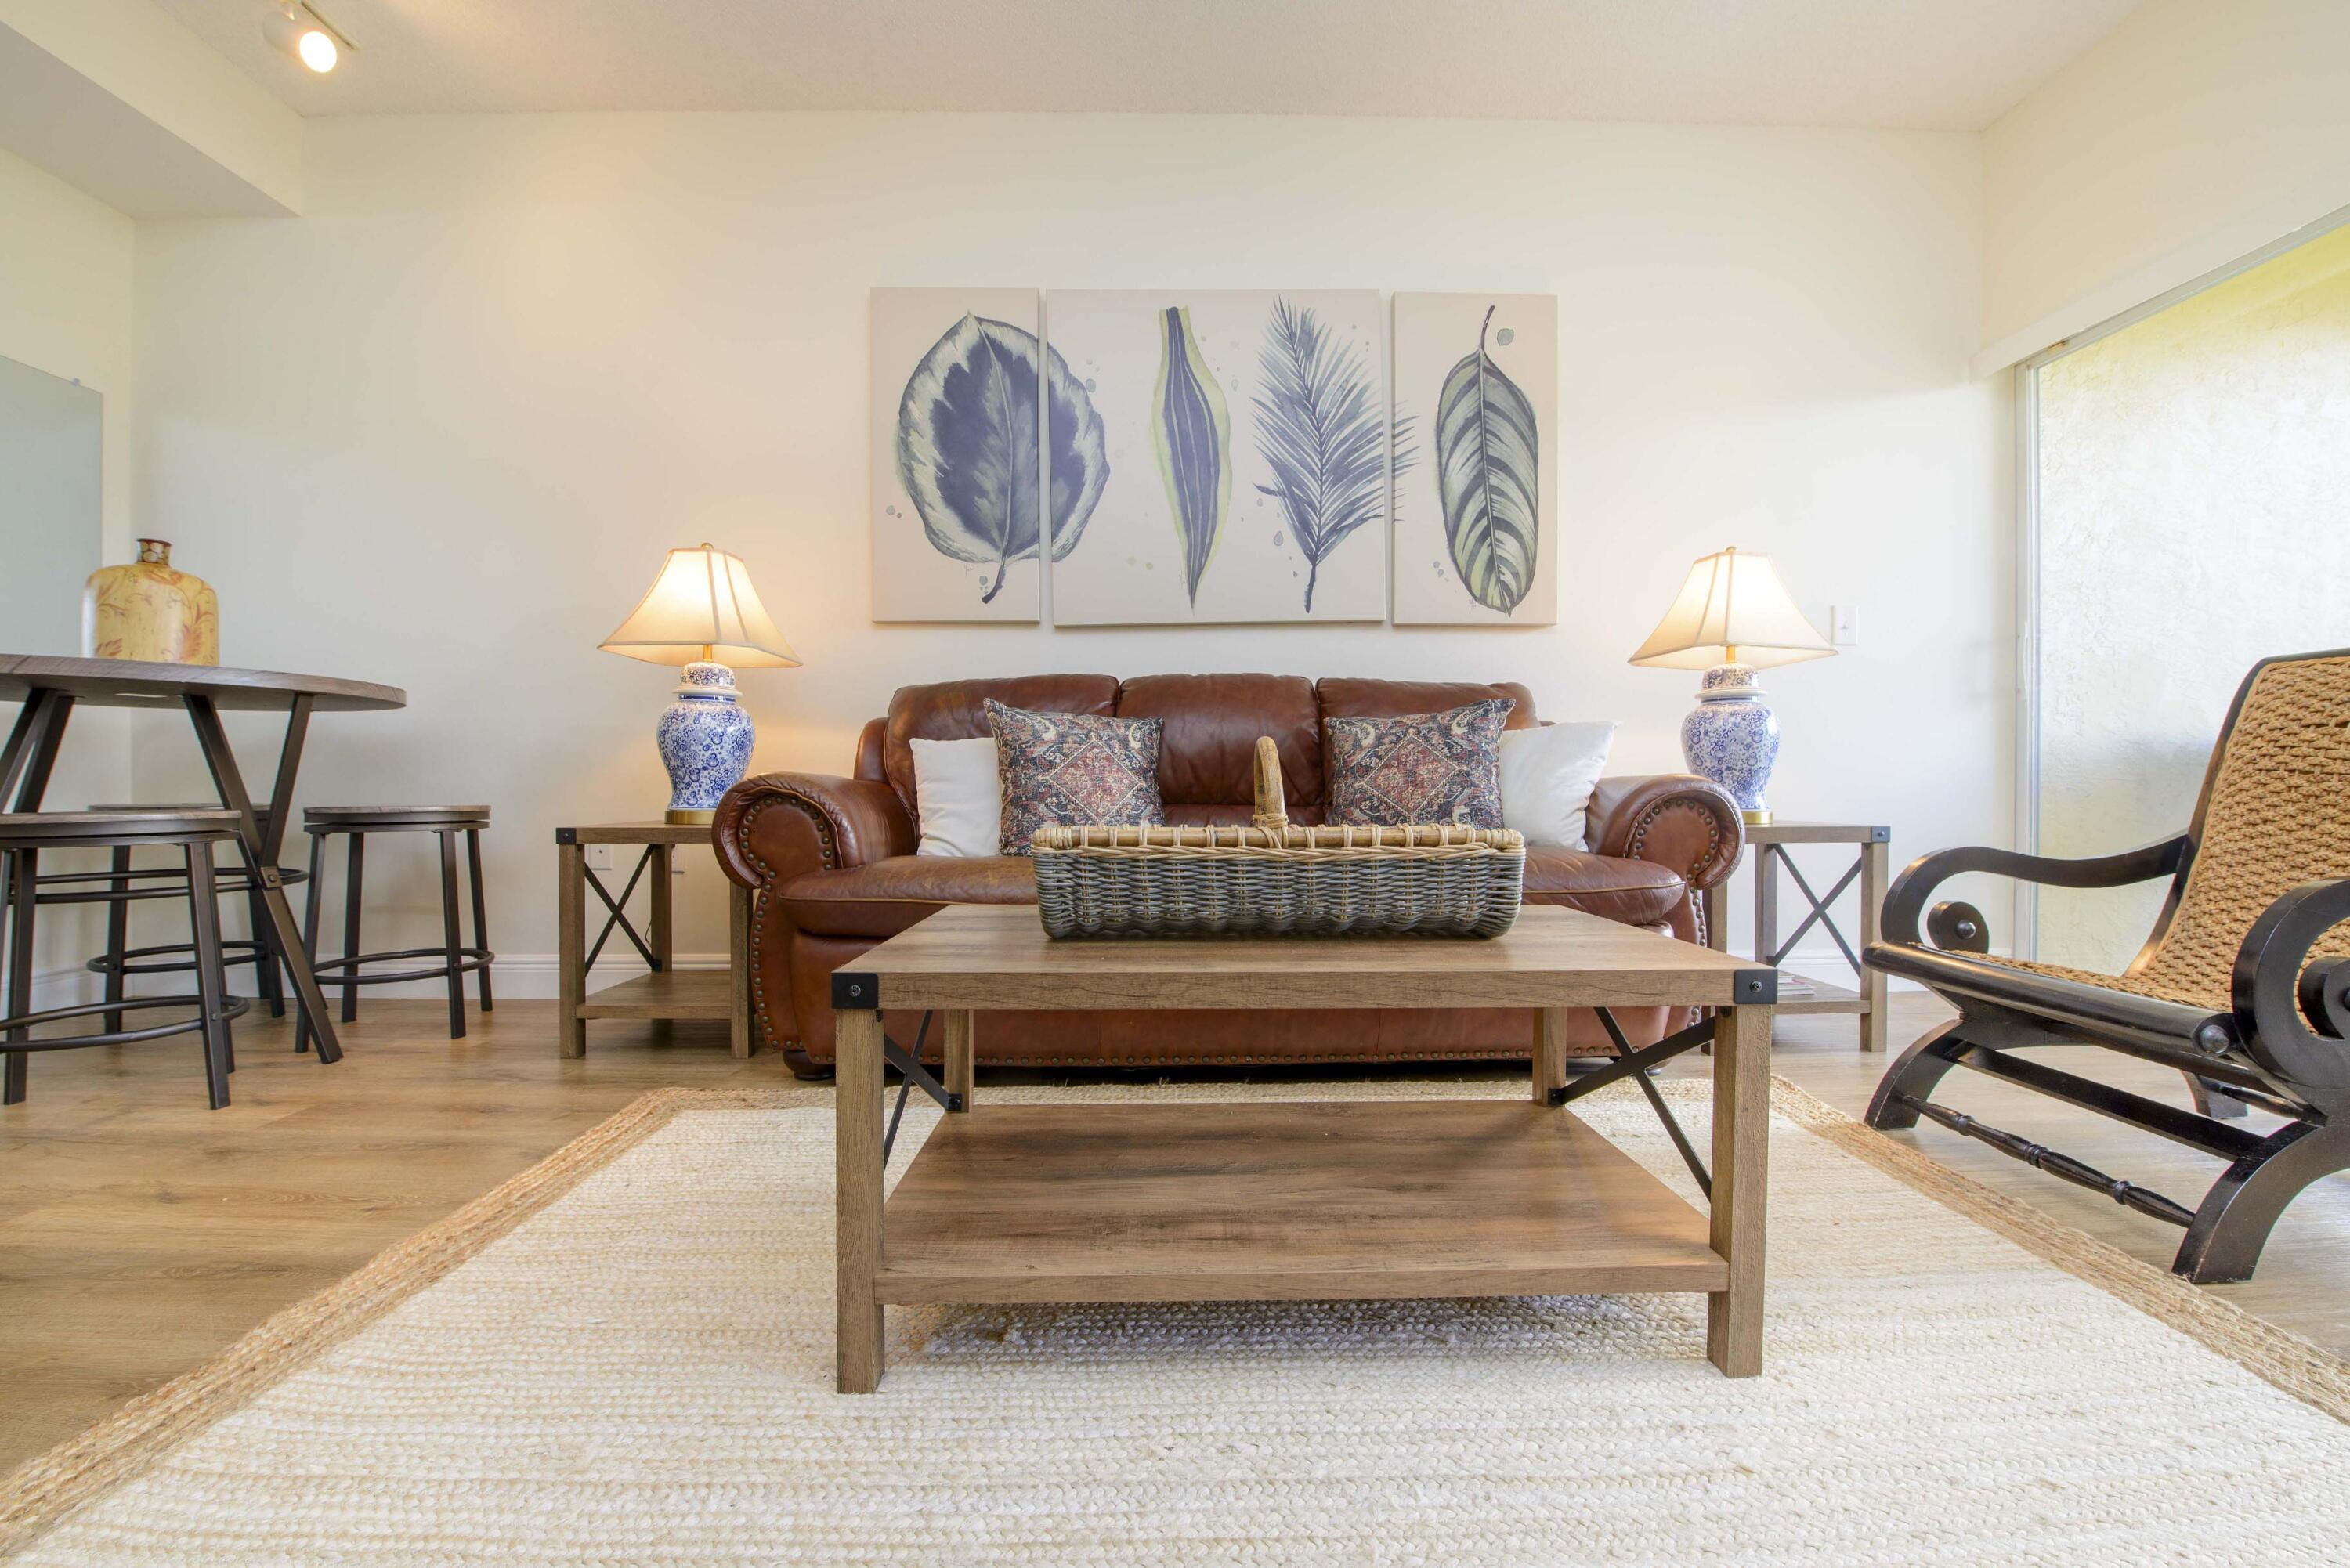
[[5, 1075, 2348, 1557]]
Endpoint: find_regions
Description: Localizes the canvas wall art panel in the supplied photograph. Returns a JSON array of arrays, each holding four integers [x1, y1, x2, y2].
[[870, 288, 1105, 622], [1046, 290, 1387, 625], [1390, 292, 1559, 627]]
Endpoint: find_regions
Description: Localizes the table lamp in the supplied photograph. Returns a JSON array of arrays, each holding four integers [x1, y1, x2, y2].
[[600, 544, 800, 824], [1629, 546, 1833, 825]]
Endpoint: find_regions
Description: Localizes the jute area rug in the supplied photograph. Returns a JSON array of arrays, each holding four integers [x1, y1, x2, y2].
[[8, 1076, 2350, 1565]]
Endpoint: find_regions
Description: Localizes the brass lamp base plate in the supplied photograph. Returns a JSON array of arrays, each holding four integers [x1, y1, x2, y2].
[[1741, 809, 1773, 826], [666, 809, 717, 826]]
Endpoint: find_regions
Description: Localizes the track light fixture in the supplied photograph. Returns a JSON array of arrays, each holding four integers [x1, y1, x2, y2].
[[262, 2, 345, 74]]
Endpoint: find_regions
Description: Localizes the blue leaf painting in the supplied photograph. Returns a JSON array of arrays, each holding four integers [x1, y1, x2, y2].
[[1151, 305, 1231, 607], [896, 313, 1106, 603], [1434, 305, 1539, 614], [1251, 298, 1386, 612], [1045, 338, 1108, 562]]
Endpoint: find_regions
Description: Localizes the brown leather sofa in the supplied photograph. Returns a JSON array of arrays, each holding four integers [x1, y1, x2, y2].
[[714, 674, 1743, 1077]]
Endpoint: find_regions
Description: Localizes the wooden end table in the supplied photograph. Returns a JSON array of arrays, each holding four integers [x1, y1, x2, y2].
[[555, 822, 753, 1058], [1703, 819, 1891, 1051], [829, 905, 1777, 1392]]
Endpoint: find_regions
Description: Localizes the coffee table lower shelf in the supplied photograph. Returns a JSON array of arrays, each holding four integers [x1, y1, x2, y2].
[[876, 1100, 1727, 1306]]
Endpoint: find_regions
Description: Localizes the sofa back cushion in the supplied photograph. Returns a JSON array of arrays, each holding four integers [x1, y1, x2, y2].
[[1115, 674, 1322, 826], [884, 676, 1120, 821]]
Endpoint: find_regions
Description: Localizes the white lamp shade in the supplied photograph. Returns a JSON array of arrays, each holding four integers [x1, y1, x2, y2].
[[600, 545, 801, 668], [1628, 547, 1834, 671]]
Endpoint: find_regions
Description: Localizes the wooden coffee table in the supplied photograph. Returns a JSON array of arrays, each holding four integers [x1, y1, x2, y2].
[[830, 905, 1777, 1392]]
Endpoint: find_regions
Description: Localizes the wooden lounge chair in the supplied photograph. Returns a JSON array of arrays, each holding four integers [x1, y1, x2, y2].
[[1865, 649, 2350, 1282]]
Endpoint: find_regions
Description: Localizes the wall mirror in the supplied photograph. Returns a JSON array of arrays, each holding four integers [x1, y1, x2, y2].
[[0, 353, 103, 655]]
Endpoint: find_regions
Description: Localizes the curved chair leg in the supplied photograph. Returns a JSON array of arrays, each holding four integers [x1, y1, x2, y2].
[[186, 844, 233, 1110], [296, 830, 325, 1054], [1865, 1018, 1972, 1129], [438, 829, 466, 1039], [101, 843, 132, 1035], [2183, 1072, 2250, 1119], [2174, 1120, 2350, 1283], [467, 828, 493, 1014], [4, 847, 34, 1104]]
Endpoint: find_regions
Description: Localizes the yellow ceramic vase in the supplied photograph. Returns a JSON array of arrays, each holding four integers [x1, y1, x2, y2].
[[83, 539, 219, 665]]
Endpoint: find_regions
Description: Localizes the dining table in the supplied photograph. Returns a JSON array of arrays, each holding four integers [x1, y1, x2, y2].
[[0, 655, 407, 1064]]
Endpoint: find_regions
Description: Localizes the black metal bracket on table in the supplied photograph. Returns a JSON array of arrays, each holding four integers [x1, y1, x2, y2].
[[1546, 971, 1777, 1200], [555, 829, 665, 972], [830, 971, 964, 1166]]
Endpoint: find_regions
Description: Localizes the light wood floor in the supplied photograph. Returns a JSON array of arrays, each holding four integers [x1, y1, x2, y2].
[[6, 990, 2349, 1473]]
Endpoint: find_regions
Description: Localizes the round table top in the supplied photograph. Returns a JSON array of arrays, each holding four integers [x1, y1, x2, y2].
[[0, 655, 406, 714]]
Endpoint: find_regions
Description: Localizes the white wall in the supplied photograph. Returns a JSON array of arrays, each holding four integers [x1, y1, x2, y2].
[[1980, 0, 2350, 369], [1, 143, 136, 987], [128, 112, 2011, 989]]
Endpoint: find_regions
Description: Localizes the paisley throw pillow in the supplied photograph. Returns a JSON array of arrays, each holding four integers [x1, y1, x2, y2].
[[985, 699, 1166, 854], [1325, 698, 1514, 828]]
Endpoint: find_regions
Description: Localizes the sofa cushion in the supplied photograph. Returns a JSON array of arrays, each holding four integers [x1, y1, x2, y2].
[[1115, 673, 1322, 810], [1522, 846, 1687, 927], [883, 675, 1120, 821], [782, 844, 1683, 938], [1326, 698, 1513, 828], [779, 854, 1036, 938], [988, 699, 1166, 851], [1316, 678, 1539, 729]]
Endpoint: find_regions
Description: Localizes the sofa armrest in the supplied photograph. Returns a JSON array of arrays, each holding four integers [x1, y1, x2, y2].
[[715, 772, 918, 891], [1586, 774, 1744, 894]]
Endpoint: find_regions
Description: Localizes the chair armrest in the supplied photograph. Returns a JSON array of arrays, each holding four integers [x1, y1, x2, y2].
[[1879, 836, 2189, 950], [714, 773, 917, 892], [2234, 876, 2350, 1091], [1585, 774, 1744, 892]]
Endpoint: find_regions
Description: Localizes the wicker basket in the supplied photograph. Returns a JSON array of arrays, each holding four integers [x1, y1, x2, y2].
[[1032, 738, 1525, 938]]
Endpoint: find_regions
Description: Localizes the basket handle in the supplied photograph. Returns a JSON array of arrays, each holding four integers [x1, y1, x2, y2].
[[1252, 735, 1289, 831]]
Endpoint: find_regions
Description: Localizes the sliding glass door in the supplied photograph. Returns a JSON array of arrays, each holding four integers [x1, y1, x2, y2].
[[2026, 221, 2350, 970]]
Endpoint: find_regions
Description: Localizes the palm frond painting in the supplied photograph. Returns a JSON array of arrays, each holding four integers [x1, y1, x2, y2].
[[1393, 293, 1558, 626], [893, 310, 1106, 608], [1252, 297, 1386, 612], [1152, 305, 1231, 606], [1045, 290, 1385, 625]]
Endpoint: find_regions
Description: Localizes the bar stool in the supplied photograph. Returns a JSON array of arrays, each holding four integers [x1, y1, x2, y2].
[[81, 803, 311, 1031], [298, 806, 493, 1050], [2, 811, 248, 1108]]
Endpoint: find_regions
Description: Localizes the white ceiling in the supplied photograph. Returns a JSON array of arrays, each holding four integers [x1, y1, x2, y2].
[[154, 0, 2140, 130]]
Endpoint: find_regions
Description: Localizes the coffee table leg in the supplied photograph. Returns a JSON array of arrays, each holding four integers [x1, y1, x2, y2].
[[944, 1009, 974, 1108], [837, 1006, 886, 1393], [1531, 1008, 1567, 1104], [1706, 1002, 1771, 1376]]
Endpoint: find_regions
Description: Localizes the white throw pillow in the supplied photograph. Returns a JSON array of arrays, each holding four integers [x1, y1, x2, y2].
[[1499, 721, 1618, 849], [910, 735, 1002, 858]]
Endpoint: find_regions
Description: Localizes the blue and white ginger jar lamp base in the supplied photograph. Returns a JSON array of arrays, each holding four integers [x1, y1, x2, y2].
[[657, 661, 756, 825], [1679, 663, 1781, 826]]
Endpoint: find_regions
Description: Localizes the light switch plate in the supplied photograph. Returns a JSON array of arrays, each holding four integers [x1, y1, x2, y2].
[[1830, 604, 1860, 646], [584, 844, 613, 871]]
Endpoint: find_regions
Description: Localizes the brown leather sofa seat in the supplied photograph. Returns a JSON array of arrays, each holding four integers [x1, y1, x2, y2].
[[718, 674, 1744, 1076]]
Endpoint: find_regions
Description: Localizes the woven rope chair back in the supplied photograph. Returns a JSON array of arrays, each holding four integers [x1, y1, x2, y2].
[[2135, 652, 2350, 1006]]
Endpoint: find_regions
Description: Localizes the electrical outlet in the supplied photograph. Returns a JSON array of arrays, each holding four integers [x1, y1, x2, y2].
[[584, 844, 613, 871], [1830, 604, 1860, 647]]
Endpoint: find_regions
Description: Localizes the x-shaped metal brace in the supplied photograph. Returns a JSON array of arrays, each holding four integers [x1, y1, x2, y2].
[[1549, 1009, 1714, 1197], [583, 847, 662, 972], [880, 1010, 965, 1166], [1759, 844, 1864, 977]]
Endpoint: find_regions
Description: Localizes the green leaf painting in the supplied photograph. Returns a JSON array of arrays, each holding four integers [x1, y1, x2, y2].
[[1434, 305, 1540, 615], [1151, 305, 1231, 607]]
